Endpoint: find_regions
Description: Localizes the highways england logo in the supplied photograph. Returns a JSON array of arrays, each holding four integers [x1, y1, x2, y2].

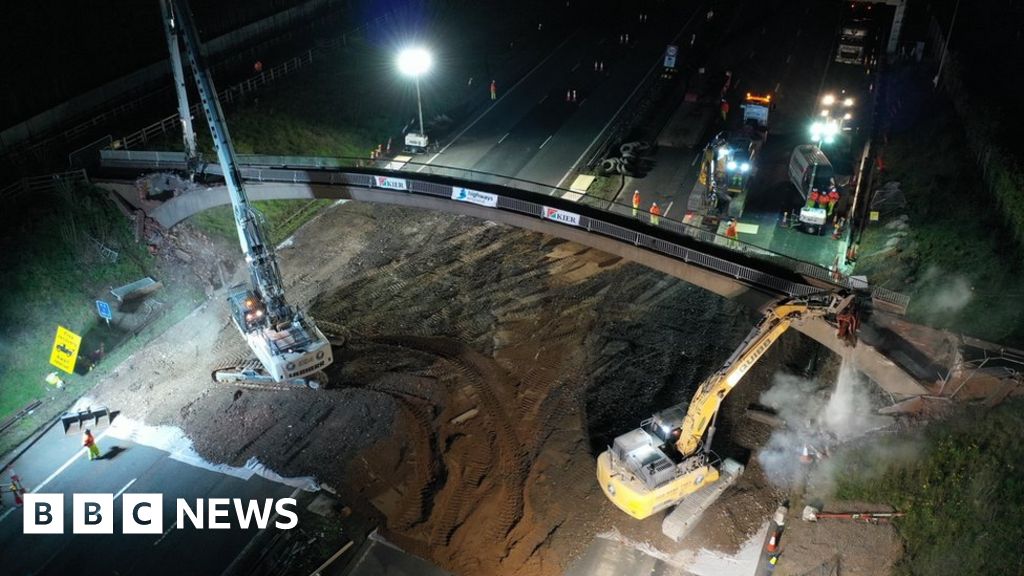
[[23, 494, 298, 534]]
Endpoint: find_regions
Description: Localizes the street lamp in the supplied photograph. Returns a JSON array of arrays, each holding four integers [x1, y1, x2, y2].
[[397, 47, 432, 150]]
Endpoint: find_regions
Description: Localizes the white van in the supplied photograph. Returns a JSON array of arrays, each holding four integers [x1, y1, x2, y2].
[[788, 145, 835, 199]]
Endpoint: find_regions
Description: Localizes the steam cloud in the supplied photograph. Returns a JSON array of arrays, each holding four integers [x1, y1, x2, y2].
[[918, 266, 973, 320], [756, 360, 890, 488]]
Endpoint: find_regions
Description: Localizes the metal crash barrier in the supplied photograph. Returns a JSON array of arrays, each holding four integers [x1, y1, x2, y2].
[[60, 406, 116, 435]]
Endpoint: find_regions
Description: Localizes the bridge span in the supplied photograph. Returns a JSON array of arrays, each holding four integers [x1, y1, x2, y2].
[[96, 150, 939, 398]]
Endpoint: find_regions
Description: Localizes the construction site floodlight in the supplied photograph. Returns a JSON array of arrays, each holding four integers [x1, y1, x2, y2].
[[397, 47, 432, 77], [821, 94, 836, 106], [843, 97, 855, 107]]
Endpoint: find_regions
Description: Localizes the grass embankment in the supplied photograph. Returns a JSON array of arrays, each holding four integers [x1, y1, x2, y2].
[[0, 185, 203, 456], [834, 401, 1024, 575], [854, 67, 1024, 345]]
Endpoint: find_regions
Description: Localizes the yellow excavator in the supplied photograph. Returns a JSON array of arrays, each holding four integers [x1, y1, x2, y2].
[[596, 292, 854, 539]]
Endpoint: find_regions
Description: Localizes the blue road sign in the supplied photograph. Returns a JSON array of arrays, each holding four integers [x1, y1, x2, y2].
[[96, 300, 112, 320]]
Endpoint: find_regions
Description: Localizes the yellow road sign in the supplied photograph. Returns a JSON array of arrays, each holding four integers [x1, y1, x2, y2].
[[49, 325, 82, 374]]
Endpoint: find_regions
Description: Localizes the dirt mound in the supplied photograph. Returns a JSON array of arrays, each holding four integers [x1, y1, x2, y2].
[[91, 202, 837, 575]]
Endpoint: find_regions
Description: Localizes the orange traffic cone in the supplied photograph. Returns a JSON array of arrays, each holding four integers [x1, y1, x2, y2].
[[767, 530, 779, 552]]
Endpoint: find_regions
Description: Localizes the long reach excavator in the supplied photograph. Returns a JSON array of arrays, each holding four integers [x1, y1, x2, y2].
[[163, 0, 334, 388], [597, 292, 854, 540]]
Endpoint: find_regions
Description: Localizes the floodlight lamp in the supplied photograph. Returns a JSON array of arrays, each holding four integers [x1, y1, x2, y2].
[[397, 47, 432, 77]]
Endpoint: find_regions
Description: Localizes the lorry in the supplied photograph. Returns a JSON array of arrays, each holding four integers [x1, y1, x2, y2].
[[162, 0, 334, 388], [596, 293, 855, 540], [684, 92, 772, 231]]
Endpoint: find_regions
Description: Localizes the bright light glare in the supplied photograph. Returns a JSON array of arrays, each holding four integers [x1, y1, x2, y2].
[[822, 94, 836, 106], [740, 162, 750, 172], [843, 112, 852, 120], [727, 160, 738, 171], [843, 97, 855, 107], [397, 47, 432, 77], [810, 120, 839, 141], [820, 109, 830, 117]]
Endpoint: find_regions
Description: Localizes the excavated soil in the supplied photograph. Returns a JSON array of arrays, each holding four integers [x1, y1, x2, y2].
[[92, 201, 845, 575]]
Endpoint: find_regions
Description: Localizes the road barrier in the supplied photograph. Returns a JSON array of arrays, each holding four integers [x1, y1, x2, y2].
[[99, 150, 912, 310]]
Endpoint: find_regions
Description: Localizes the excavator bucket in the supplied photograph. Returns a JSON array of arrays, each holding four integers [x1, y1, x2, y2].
[[60, 406, 116, 435]]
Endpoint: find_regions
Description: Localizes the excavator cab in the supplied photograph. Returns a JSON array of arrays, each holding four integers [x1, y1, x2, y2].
[[227, 285, 266, 333]]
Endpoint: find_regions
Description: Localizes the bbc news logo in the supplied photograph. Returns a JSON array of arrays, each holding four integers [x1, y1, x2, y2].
[[23, 494, 298, 534]]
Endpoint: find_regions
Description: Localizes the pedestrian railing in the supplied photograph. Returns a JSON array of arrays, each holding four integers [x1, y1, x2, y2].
[[0, 169, 90, 202], [98, 150, 911, 309], [117, 51, 314, 151]]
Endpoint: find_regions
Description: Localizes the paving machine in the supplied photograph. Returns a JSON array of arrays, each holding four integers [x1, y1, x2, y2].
[[163, 0, 333, 388], [596, 292, 854, 539]]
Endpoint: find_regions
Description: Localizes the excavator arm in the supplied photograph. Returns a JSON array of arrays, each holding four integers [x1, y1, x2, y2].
[[675, 303, 808, 456], [675, 294, 851, 456]]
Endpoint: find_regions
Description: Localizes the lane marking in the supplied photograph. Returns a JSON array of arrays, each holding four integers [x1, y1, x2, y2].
[[154, 521, 177, 546], [113, 478, 137, 500], [786, 54, 792, 64], [556, 5, 703, 190], [418, 30, 581, 170], [498, 132, 510, 144], [775, 82, 781, 93], [539, 94, 549, 104], [571, 60, 581, 72], [0, 428, 116, 524], [32, 429, 115, 493], [539, 135, 554, 149], [691, 153, 701, 166], [666, 201, 675, 217]]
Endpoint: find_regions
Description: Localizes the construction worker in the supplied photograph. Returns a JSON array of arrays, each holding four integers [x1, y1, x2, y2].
[[45, 371, 65, 390], [490, 80, 497, 100], [725, 218, 739, 248], [83, 429, 101, 461], [632, 190, 641, 217], [827, 189, 840, 216], [807, 189, 819, 209], [720, 99, 730, 122], [9, 472, 25, 507], [253, 60, 263, 74], [650, 202, 661, 226]]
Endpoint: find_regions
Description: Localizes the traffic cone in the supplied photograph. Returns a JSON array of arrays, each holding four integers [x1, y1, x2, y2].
[[566, 90, 572, 102], [780, 211, 789, 228], [766, 529, 779, 552], [572, 89, 578, 102]]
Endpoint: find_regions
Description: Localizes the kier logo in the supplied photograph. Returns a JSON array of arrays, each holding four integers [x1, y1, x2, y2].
[[542, 207, 581, 227]]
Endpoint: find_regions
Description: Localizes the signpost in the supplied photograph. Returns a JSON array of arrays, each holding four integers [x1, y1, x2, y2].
[[49, 326, 82, 374], [96, 300, 112, 326], [664, 45, 678, 69]]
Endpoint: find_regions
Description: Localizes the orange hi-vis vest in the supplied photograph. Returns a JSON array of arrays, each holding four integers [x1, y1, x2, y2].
[[83, 433, 95, 448], [632, 191, 640, 208], [651, 203, 661, 216]]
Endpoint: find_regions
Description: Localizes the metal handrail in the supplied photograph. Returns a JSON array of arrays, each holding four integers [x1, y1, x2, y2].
[[98, 149, 910, 308]]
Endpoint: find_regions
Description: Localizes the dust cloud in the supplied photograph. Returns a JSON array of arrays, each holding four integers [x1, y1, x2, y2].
[[756, 360, 891, 488], [918, 267, 973, 320]]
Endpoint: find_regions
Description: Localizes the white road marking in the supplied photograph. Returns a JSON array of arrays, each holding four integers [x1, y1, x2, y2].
[[113, 478, 137, 500], [539, 135, 554, 149], [418, 31, 580, 171], [32, 429, 115, 493], [557, 5, 702, 189], [786, 54, 792, 64], [666, 201, 674, 216], [775, 82, 781, 93], [154, 521, 177, 546], [0, 428, 116, 524], [571, 61, 580, 72], [692, 153, 701, 166], [539, 94, 548, 104], [498, 132, 510, 144]]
